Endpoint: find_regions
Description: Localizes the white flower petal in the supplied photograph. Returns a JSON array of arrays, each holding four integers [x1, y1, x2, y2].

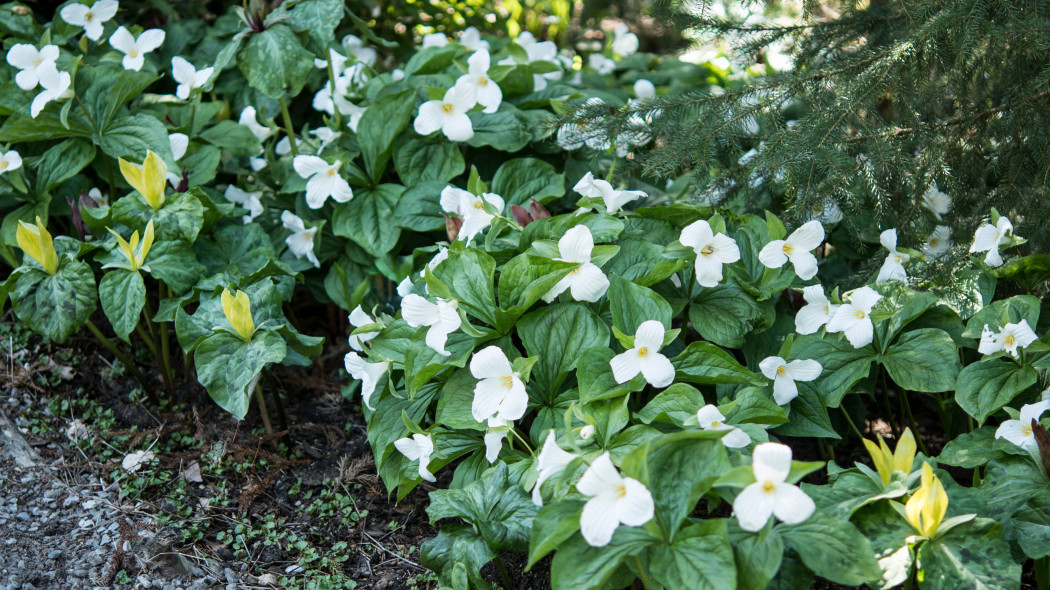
[[758, 240, 788, 269], [680, 220, 714, 252], [772, 376, 799, 405], [616, 478, 655, 526], [566, 263, 610, 302], [721, 427, 752, 448], [771, 483, 815, 525], [580, 493, 622, 547], [557, 225, 595, 263], [785, 359, 822, 382], [609, 350, 640, 384], [634, 320, 665, 351], [577, 453, 623, 496], [758, 356, 785, 380], [733, 482, 776, 532], [470, 346, 513, 379], [638, 352, 675, 388], [752, 442, 792, 484], [441, 111, 474, 142]]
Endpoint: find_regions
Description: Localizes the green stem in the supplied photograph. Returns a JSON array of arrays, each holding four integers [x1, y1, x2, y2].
[[85, 320, 159, 405], [278, 96, 299, 157], [494, 554, 516, 590], [134, 323, 158, 358], [605, 155, 617, 182], [1035, 556, 1050, 590], [879, 368, 900, 438], [840, 406, 864, 439], [254, 383, 274, 439], [324, 45, 343, 130], [158, 283, 174, 398], [75, 96, 117, 196], [898, 389, 927, 455], [633, 556, 655, 590], [509, 427, 535, 455]]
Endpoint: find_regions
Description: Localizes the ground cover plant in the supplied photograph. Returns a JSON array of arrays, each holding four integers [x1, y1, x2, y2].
[[1, 0, 1050, 588]]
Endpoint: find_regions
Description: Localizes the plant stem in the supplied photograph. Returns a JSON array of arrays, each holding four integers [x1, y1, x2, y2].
[[158, 312, 174, 397], [263, 371, 289, 433], [324, 46, 343, 130], [840, 406, 864, 439], [278, 96, 299, 156], [134, 323, 158, 358], [253, 383, 274, 440], [1035, 556, 1050, 590], [633, 556, 655, 590], [85, 320, 159, 405], [879, 368, 900, 438], [898, 389, 927, 455], [509, 427, 535, 455], [494, 554, 516, 590], [605, 154, 617, 182]]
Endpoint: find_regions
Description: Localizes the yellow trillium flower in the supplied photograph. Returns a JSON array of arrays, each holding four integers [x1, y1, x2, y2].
[[107, 220, 154, 271], [118, 150, 168, 209], [221, 288, 256, 341], [15, 216, 59, 274], [862, 427, 917, 486], [905, 462, 949, 538]]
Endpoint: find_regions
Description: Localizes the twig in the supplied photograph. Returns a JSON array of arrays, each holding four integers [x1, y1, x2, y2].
[[361, 531, 426, 570]]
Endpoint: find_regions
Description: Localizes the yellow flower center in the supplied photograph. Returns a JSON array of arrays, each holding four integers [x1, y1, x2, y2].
[[1022, 424, 1033, 437], [499, 375, 514, 389], [129, 49, 139, 57], [613, 484, 627, 498], [854, 309, 866, 319], [700, 245, 715, 257], [892, 253, 902, 263], [327, 168, 336, 176], [929, 238, 940, 248], [0, 161, 8, 170], [568, 267, 580, 275], [86, 12, 94, 21], [472, 200, 485, 209], [776, 365, 787, 376], [782, 243, 794, 255], [477, 76, 488, 86], [32, 58, 42, 67], [637, 347, 648, 357], [442, 103, 455, 114], [1002, 334, 1016, 348], [711, 421, 721, 428], [762, 481, 775, 493], [822, 304, 829, 313]]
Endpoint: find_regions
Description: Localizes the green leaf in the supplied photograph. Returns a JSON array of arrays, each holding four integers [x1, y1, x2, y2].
[[729, 524, 784, 590], [193, 222, 277, 282], [237, 24, 314, 98], [34, 139, 95, 194], [918, 518, 1021, 590], [528, 499, 585, 567], [577, 346, 644, 403], [286, 0, 344, 53], [465, 108, 531, 152], [636, 383, 706, 425], [357, 89, 416, 180], [146, 240, 206, 293], [880, 328, 961, 393], [873, 283, 939, 349], [11, 260, 97, 344], [647, 520, 736, 590], [780, 512, 881, 586], [394, 181, 448, 232], [403, 330, 473, 397], [490, 157, 565, 207], [550, 527, 659, 590], [672, 342, 764, 386], [689, 283, 763, 349], [990, 254, 1050, 291], [518, 303, 610, 398], [607, 275, 672, 335], [365, 383, 438, 487], [937, 427, 1001, 467], [194, 330, 286, 419], [394, 136, 465, 186], [79, 67, 158, 129], [418, 523, 496, 590], [332, 184, 404, 257], [1009, 496, 1050, 559], [111, 189, 205, 243], [955, 358, 1038, 423], [427, 463, 539, 552], [604, 237, 684, 287], [97, 113, 172, 161], [199, 120, 261, 157], [0, 102, 92, 143], [405, 45, 462, 75], [775, 382, 840, 439], [495, 254, 575, 327], [429, 244, 498, 325], [727, 387, 788, 425], [435, 368, 485, 431], [98, 269, 145, 342], [789, 333, 876, 407], [962, 294, 1041, 339]]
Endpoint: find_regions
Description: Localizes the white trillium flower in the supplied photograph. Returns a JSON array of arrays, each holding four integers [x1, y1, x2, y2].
[[733, 443, 815, 531], [470, 346, 528, 423], [696, 405, 751, 448], [399, 247, 450, 296], [342, 34, 377, 66], [280, 210, 320, 268], [440, 186, 505, 244], [239, 106, 273, 143], [532, 430, 576, 505], [610, 320, 675, 388], [292, 155, 354, 209], [88, 187, 108, 207], [344, 102, 366, 133], [459, 27, 489, 51], [611, 23, 639, 57], [315, 47, 349, 77], [483, 416, 510, 463], [576, 452, 654, 547], [876, 229, 910, 284], [995, 401, 1050, 452], [454, 50, 502, 114], [573, 172, 646, 214], [795, 284, 837, 335], [347, 305, 379, 351], [394, 433, 436, 482], [680, 219, 741, 288], [60, 0, 119, 41], [0, 150, 23, 175], [122, 450, 156, 473], [168, 133, 188, 162], [422, 33, 448, 48], [579, 425, 596, 439], [826, 286, 883, 348], [171, 56, 213, 101], [401, 295, 462, 356], [970, 216, 1015, 267], [414, 85, 475, 142], [759, 356, 823, 405], [30, 62, 72, 118], [978, 320, 1038, 358], [634, 79, 656, 101], [249, 157, 267, 172], [921, 183, 952, 220], [224, 186, 264, 224], [501, 33, 563, 90], [922, 225, 953, 260], [758, 220, 825, 280], [344, 352, 389, 411], [588, 53, 615, 75], [275, 136, 292, 156], [109, 27, 164, 71], [309, 127, 340, 152], [541, 225, 610, 303], [6, 44, 60, 90]]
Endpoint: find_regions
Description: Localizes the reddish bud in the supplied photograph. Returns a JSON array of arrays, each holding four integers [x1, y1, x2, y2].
[[510, 205, 532, 228], [529, 198, 551, 219], [444, 214, 463, 242]]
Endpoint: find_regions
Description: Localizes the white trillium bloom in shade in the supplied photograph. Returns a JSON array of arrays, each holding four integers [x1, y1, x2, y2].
[[30, 63, 72, 118], [344, 103, 366, 133], [6, 44, 60, 90], [88, 187, 108, 207], [733, 443, 815, 531], [61, 0, 118, 41], [923, 225, 952, 260], [168, 132, 188, 161], [275, 136, 292, 156], [344, 352, 389, 411], [171, 57, 213, 101], [224, 186, 264, 224], [634, 79, 656, 100], [470, 346, 528, 423], [414, 85, 475, 142], [970, 216, 1015, 267], [576, 452, 654, 547], [394, 433, 436, 482], [292, 155, 354, 209], [680, 219, 741, 288], [610, 320, 675, 388], [347, 305, 379, 352], [401, 295, 462, 356], [579, 424, 596, 439], [280, 210, 320, 268], [759, 356, 823, 405], [422, 33, 448, 48], [995, 401, 1050, 452], [121, 450, 156, 473], [696, 405, 751, 448], [459, 27, 489, 51], [826, 287, 883, 348], [0, 151, 23, 175], [342, 34, 377, 66], [978, 320, 1038, 358], [876, 229, 910, 284], [440, 186, 505, 244], [483, 416, 509, 463], [588, 53, 615, 75], [454, 50, 502, 114], [795, 284, 837, 335], [309, 127, 340, 152], [532, 430, 576, 505], [239, 106, 272, 143], [314, 47, 348, 77], [541, 225, 610, 303], [612, 23, 639, 57], [758, 220, 824, 280], [109, 27, 164, 71], [573, 172, 646, 214], [921, 183, 952, 220]]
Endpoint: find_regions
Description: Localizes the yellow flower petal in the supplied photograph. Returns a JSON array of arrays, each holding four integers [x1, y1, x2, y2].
[[107, 227, 139, 270], [905, 463, 948, 538], [16, 216, 58, 274], [118, 150, 167, 209], [139, 220, 155, 266], [221, 288, 255, 341], [894, 428, 917, 475]]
